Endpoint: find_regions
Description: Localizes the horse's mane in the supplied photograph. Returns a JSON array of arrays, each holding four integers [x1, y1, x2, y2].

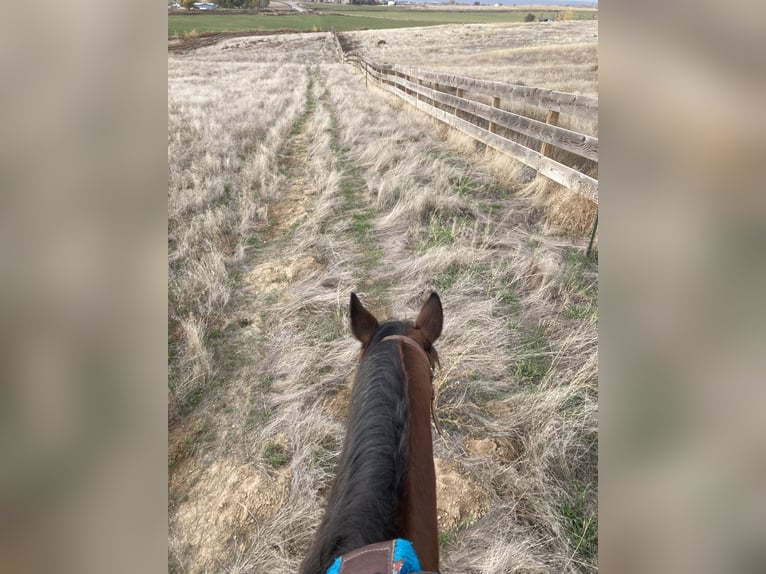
[[300, 321, 413, 574]]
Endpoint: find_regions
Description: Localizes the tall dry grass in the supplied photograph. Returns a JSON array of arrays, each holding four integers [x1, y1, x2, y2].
[[169, 22, 597, 574], [348, 21, 598, 97], [168, 50, 315, 419]]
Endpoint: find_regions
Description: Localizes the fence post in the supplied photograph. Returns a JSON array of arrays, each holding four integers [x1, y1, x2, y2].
[[489, 96, 500, 134], [454, 87, 464, 117], [538, 110, 560, 159], [586, 211, 598, 258]]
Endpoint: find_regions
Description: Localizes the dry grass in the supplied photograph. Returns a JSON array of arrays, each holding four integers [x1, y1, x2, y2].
[[350, 21, 598, 97], [169, 21, 597, 574]]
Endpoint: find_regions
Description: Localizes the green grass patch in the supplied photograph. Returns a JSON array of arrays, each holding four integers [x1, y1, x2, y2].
[[563, 302, 594, 319], [169, 9, 597, 36], [559, 481, 598, 562], [434, 262, 462, 292], [318, 88, 386, 280], [414, 214, 454, 250], [563, 250, 596, 292], [453, 176, 475, 197], [350, 210, 375, 241], [562, 249, 598, 313], [263, 442, 290, 467], [311, 436, 339, 474], [289, 68, 317, 138], [513, 324, 550, 385], [497, 284, 520, 312]]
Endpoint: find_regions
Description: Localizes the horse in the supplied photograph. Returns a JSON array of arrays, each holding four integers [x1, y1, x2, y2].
[[299, 292, 443, 574]]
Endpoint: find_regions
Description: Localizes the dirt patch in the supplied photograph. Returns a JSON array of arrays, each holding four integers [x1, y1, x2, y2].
[[434, 457, 490, 533], [246, 256, 321, 294], [322, 376, 353, 420], [171, 458, 290, 572], [169, 417, 208, 483], [465, 436, 517, 462], [266, 191, 313, 239]]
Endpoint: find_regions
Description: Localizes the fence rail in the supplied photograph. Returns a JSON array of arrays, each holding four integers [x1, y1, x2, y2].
[[385, 64, 599, 123], [332, 31, 598, 203]]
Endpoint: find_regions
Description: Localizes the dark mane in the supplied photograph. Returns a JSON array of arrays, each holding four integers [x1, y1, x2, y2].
[[300, 320, 413, 574]]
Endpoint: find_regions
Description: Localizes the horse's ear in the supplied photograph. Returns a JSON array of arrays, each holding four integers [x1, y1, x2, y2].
[[416, 292, 443, 344], [350, 293, 379, 345]]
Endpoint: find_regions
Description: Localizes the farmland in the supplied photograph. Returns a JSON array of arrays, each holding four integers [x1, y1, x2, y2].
[[168, 6, 597, 35], [169, 19, 598, 574]]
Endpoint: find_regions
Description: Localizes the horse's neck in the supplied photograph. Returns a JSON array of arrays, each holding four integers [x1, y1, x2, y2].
[[397, 340, 440, 572]]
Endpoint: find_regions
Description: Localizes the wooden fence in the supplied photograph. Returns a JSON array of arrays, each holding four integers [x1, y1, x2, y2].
[[331, 31, 598, 203]]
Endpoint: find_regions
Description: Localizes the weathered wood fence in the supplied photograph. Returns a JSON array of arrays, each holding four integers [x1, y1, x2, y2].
[[331, 31, 598, 203]]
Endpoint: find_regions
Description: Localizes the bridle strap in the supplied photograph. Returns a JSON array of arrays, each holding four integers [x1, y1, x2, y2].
[[381, 335, 443, 436]]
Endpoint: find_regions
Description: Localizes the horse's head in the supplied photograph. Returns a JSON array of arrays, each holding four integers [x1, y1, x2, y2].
[[344, 292, 443, 571], [300, 293, 443, 574], [349, 291, 442, 370]]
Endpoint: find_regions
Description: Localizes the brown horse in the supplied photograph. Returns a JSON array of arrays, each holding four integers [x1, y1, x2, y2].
[[299, 292, 443, 574]]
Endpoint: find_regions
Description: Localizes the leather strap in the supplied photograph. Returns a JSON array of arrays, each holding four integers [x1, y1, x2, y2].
[[338, 540, 393, 574], [335, 539, 439, 574]]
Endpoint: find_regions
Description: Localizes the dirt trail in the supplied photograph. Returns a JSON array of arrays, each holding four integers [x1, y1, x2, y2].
[[262, 108, 316, 241]]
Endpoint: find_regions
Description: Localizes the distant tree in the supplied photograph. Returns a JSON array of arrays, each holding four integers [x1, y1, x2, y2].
[[181, 0, 196, 9], [525, 12, 536, 22], [474, 1, 481, 5]]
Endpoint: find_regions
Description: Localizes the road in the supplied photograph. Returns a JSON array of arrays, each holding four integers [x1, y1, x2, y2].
[[284, 0, 308, 12]]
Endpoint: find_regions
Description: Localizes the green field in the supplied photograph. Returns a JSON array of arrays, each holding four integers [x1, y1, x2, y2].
[[168, 8, 596, 36]]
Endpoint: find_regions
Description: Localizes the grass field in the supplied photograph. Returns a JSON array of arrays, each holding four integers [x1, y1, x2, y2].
[[169, 20, 598, 574], [168, 7, 597, 35]]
